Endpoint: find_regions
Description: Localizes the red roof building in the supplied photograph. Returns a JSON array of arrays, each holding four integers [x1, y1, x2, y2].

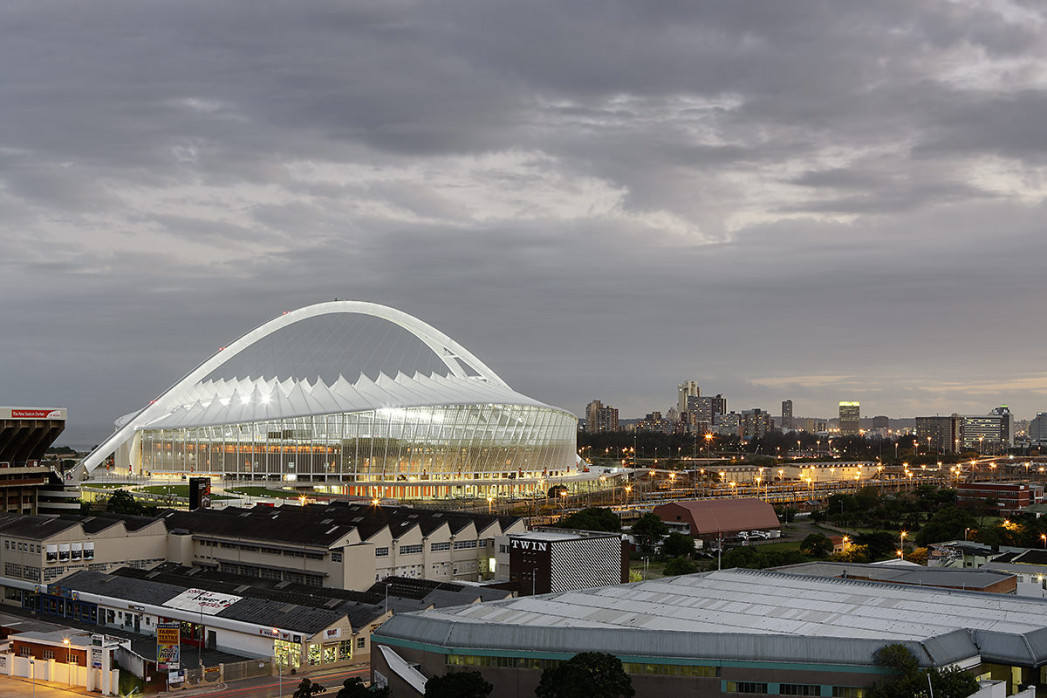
[[653, 498, 780, 541]]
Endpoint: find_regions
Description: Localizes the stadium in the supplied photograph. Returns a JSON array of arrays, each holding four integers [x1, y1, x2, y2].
[[79, 302, 579, 500]]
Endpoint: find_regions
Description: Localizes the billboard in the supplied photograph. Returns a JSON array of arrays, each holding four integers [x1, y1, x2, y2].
[[189, 477, 211, 510], [157, 622, 181, 669]]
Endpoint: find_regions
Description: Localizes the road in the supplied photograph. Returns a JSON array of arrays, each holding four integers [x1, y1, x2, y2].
[[0, 665, 370, 698]]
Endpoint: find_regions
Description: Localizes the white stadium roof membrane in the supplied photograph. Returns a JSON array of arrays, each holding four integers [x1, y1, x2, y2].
[[79, 301, 551, 474]]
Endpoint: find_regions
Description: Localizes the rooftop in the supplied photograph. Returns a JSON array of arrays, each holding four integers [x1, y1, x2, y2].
[[375, 567, 1047, 668]]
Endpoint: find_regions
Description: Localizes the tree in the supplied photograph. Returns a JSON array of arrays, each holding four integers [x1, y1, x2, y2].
[[558, 507, 622, 533], [536, 652, 634, 698], [423, 670, 492, 698], [915, 506, 977, 546], [854, 531, 898, 561], [664, 556, 698, 576], [630, 513, 668, 553], [336, 678, 389, 698], [867, 643, 978, 698], [106, 489, 147, 515], [800, 533, 833, 558], [293, 678, 327, 697], [661, 531, 695, 559]]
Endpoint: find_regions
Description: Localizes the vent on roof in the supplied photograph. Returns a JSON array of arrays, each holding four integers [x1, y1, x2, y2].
[[325, 526, 339, 536], [186, 568, 203, 576], [275, 581, 292, 589], [324, 599, 342, 609], [321, 519, 333, 525], [239, 512, 251, 517], [145, 571, 162, 579], [352, 516, 364, 523], [433, 513, 443, 518], [408, 514, 418, 519], [279, 603, 296, 613], [234, 585, 251, 594]]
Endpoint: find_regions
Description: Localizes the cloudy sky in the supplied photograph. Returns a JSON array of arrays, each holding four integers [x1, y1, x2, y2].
[[3, 1, 1047, 446]]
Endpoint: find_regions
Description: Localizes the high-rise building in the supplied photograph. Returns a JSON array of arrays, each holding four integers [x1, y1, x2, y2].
[[961, 408, 1011, 452], [1030, 413, 1047, 445], [781, 400, 793, 430], [678, 381, 700, 414], [741, 408, 774, 439], [839, 402, 860, 435], [585, 400, 619, 433], [871, 415, 890, 431], [690, 394, 727, 427], [915, 416, 962, 454]]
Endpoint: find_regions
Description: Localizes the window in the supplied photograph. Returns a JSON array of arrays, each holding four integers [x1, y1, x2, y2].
[[832, 689, 866, 698], [430, 542, 450, 552], [375, 547, 389, 557], [42, 649, 55, 660], [331, 552, 342, 562], [357, 637, 366, 649], [453, 540, 478, 550], [399, 544, 423, 555], [780, 685, 821, 696], [19, 646, 30, 657], [726, 682, 768, 694]]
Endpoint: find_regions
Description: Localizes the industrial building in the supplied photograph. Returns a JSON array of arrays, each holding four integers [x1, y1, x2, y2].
[[373, 567, 1047, 696]]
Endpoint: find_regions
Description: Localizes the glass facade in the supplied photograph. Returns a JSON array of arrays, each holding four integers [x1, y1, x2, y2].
[[138, 404, 576, 483]]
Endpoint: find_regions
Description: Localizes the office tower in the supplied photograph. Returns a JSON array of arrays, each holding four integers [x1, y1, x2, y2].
[[961, 408, 1011, 452], [678, 381, 700, 414], [839, 402, 860, 435], [781, 400, 793, 430]]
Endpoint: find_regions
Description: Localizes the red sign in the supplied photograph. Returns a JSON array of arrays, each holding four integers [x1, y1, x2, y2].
[[11, 409, 63, 419]]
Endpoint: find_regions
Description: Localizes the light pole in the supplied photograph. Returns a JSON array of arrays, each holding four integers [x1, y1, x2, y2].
[[29, 657, 35, 698], [899, 531, 907, 560]]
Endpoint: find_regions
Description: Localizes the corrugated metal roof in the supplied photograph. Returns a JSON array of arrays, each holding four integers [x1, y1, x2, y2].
[[375, 568, 1047, 667], [653, 499, 780, 534]]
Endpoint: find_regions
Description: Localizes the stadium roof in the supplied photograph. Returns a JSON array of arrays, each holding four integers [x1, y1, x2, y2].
[[79, 301, 566, 474], [375, 568, 1047, 668]]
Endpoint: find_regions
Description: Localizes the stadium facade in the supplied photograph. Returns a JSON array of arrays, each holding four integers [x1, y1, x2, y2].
[[79, 302, 578, 500]]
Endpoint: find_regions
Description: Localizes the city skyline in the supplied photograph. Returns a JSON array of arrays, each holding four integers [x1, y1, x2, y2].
[[3, 2, 1047, 443]]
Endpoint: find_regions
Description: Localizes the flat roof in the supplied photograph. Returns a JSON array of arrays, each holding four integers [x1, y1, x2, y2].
[[375, 568, 1047, 668]]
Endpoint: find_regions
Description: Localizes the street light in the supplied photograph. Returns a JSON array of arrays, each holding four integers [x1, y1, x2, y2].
[[899, 531, 907, 559], [29, 657, 35, 698]]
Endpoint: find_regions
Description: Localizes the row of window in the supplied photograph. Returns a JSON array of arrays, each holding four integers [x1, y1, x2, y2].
[[725, 682, 865, 697], [374, 539, 491, 557], [200, 539, 326, 560]]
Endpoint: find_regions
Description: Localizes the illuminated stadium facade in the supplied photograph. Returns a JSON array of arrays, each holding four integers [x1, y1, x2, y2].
[[79, 302, 578, 500]]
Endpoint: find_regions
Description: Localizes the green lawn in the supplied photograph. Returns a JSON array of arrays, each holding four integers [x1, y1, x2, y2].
[[754, 540, 802, 553], [225, 486, 301, 499], [137, 485, 236, 500], [81, 483, 131, 489]]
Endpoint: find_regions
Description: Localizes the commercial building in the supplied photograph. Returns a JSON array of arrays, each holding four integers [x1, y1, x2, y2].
[[77, 302, 578, 501], [0, 407, 67, 515], [916, 415, 962, 454], [495, 529, 628, 596], [961, 409, 1013, 452], [839, 402, 860, 435], [0, 503, 525, 600], [780, 400, 792, 431], [585, 400, 619, 433], [957, 482, 1043, 516], [372, 568, 1047, 696]]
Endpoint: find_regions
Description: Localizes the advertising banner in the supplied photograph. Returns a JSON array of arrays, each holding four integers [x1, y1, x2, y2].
[[157, 622, 181, 669]]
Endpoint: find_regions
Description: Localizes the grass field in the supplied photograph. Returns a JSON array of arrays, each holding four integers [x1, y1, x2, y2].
[[224, 486, 301, 499]]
